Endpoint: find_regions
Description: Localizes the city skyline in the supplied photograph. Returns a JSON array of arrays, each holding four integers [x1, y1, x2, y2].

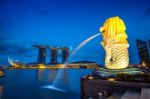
[[0, 0, 150, 65]]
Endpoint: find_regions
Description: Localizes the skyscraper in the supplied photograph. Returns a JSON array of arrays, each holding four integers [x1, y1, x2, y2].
[[136, 39, 150, 67], [61, 47, 69, 63], [148, 40, 150, 48], [50, 47, 58, 64], [33, 45, 47, 64]]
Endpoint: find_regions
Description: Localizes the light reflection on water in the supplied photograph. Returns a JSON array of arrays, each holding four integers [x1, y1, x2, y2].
[[0, 85, 3, 99], [0, 69, 92, 99]]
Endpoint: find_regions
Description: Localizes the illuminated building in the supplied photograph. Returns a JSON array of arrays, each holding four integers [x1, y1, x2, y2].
[[33, 45, 69, 65], [38, 48, 46, 64], [50, 47, 58, 64], [61, 47, 69, 63], [33, 45, 47, 64], [136, 39, 150, 67], [100, 16, 129, 69]]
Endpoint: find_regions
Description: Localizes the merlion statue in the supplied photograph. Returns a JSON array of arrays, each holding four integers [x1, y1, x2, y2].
[[100, 16, 129, 69]]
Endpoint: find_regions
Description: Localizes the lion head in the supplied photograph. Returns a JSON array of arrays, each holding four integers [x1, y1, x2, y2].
[[100, 16, 128, 45]]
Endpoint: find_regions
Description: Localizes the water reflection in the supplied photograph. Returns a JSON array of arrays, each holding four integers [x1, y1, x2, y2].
[[0, 85, 3, 99], [0, 69, 93, 99], [37, 69, 58, 82], [37, 69, 69, 86], [51, 69, 69, 90], [38, 69, 45, 80], [48, 69, 57, 82], [61, 69, 69, 86]]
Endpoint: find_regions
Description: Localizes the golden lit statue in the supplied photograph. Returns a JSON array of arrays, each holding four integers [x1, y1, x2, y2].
[[100, 16, 129, 69]]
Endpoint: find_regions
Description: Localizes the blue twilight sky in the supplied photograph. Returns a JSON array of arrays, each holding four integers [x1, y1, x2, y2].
[[0, 0, 150, 65]]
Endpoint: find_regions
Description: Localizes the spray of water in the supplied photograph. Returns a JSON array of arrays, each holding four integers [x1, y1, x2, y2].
[[41, 33, 101, 92], [66, 33, 101, 61]]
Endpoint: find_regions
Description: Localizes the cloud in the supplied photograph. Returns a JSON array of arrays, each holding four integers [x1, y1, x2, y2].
[[0, 40, 33, 55]]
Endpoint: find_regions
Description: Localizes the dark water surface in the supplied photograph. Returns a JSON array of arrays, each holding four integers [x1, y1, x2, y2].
[[0, 69, 93, 99]]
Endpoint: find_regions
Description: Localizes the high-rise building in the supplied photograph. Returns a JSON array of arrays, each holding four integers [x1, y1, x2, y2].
[[33, 45, 70, 65], [33, 45, 46, 64], [38, 48, 46, 64], [50, 47, 58, 64], [61, 47, 69, 63], [148, 39, 150, 64], [136, 39, 150, 67]]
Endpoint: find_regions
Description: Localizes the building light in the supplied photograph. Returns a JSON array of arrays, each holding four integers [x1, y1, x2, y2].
[[107, 78, 115, 81]]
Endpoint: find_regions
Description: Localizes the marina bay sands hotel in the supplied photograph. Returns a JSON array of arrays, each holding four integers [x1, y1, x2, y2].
[[33, 45, 69, 64]]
